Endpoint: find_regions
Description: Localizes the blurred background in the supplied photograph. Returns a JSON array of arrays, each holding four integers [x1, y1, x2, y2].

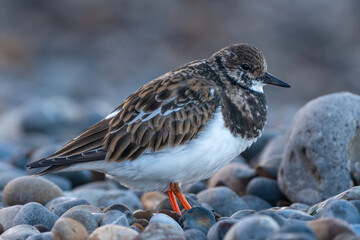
[[0, 0, 359, 151]]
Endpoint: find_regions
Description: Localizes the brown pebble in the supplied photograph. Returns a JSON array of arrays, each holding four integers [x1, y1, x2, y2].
[[135, 218, 149, 228], [133, 210, 153, 221], [307, 218, 356, 240], [159, 209, 181, 222], [88, 225, 139, 240], [132, 223, 145, 232], [52, 217, 88, 240]]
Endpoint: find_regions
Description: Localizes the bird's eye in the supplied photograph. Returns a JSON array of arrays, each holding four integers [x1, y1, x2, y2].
[[241, 63, 251, 71]]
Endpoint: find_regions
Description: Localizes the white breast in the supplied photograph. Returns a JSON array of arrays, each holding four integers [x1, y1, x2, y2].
[[68, 108, 259, 191]]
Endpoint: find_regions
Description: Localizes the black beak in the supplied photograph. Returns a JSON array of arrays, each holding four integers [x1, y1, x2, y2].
[[259, 72, 291, 88]]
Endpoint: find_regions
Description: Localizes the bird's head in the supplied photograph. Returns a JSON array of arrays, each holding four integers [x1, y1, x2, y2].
[[209, 43, 290, 92]]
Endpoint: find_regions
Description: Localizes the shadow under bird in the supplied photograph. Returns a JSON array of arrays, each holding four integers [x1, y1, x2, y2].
[[26, 43, 290, 214]]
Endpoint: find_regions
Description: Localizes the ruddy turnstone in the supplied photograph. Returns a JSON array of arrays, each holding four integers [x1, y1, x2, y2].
[[26, 43, 290, 214]]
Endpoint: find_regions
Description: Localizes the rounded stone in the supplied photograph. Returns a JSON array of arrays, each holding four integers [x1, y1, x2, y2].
[[26, 232, 53, 240], [278, 223, 316, 237], [88, 225, 139, 240], [179, 207, 216, 234], [46, 196, 90, 216], [133, 222, 185, 240], [270, 232, 316, 240], [246, 177, 284, 206], [141, 191, 167, 212], [307, 218, 357, 240], [315, 199, 360, 224], [275, 208, 315, 221], [133, 210, 153, 221], [278, 92, 360, 205], [98, 209, 129, 226], [61, 208, 98, 233], [255, 210, 286, 226], [0, 224, 40, 240], [104, 203, 135, 225], [52, 217, 88, 240], [150, 213, 183, 232], [68, 204, 101, 213], [224, 215, 280, 240], [208, 162, 255, 195], [34, 224, 49, 233], [207, 218, 238, 240], [290, 203, 310, 212], [0, 205, 22, 231], [3, 176, 64, 205], [230, 210, 256, 220], [241, 195, 272, 211], [185, 229, 208, 240], [183, 182, 207, 194], [43, 175, 72, 191], [197, 186, 249, 217], [12, 202, 59, 230]]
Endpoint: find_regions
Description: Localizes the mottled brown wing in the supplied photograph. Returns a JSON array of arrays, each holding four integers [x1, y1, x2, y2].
[[103, 76, 219, 162]]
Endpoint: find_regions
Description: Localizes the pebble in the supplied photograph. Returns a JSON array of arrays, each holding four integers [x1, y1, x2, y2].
[[224, 215, 280, 240], [133, 222, 185, 240], [26, 232, 53, 240], [278, 223, 316, 237], [150, 213, 183, 232], [241, 131, 276, 162], [0, 224, 40, 240], [68, 204, 101, 213], [12, 202, 59, 230], [88, 225, 139, 240], [183, 182, 207, 194], [68, 188, 142, 209], [307, 218, 357, 240], [133, 210, 153, 221], [158, 209, 181, 223], [256, 210, 286, 226], [207, 218, 238, 240], [184, 229, 208, 240], [34, 224, 49, 232], [0, 223, 3, 235], [241, 195, 272, 211], [255, 134, 287, 179], [104, 203, 135, 225], [197, 186, 249, 217], [230, 210, 256, 220], [278, 92, 360, 205], [141, 191, 167, 212], [156, 193, 201, 212], [43, 174, 72, 191], [270, 232, 316, 240], [73, 180, 120, 191], [61, 208, 98, 233], [179, 207, 216, 234], [315, 199, 360, 224], [290, 202, 310, 212], [98, 209, 129, 226], [0, 169, 24, 190], [208, 162, 255, 195], [56, 171, 92, 188], [46, 196, 90, 216], [274, 207, 315, 221], [0, 205, 22, 231], [3, 176, 64, 205], [351, 224, 360, 236], [52, 217, 88, 240], [246, 177, 284, 206]]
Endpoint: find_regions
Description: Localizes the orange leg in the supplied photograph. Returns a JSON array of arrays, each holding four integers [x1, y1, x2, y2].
[[166, 190, 181, 214], [170, 182, 192, 211]]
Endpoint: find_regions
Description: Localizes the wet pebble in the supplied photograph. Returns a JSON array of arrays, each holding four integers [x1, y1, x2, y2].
[[3, 176, 63, 205], [98, 209, 129, 226], [208, 162, 255, 195], [224, 215, 280, 240], [207, 218, 238, 240], [61, 208, 98, 233], [52, 217, 88, 240], [179, 207, 216, 234], [133, 222, 185, 240], [0, 205, 22, 231], [185, 229, 208, 240], [88, 225, 139, 240], [141, 191, 166, 212], [46, 196, 90, 216], [0, 224, 40, 240], [246, 177, 284, 206], [12, 202, 59, 230], [197, 187, 249, 217], [241, 195, 272, 211]]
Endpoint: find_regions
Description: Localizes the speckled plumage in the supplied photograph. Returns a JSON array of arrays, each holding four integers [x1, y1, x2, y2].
[[26, 43, 290, 191]]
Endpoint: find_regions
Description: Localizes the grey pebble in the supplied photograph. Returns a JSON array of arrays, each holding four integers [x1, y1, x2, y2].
[[43, 175, 72, 191], [230, 210, 256, 220], [179, 207, 215, 234], [0, 224, 40, 240], [0, 170, 24, 190], [275, 208, 315, 221], [279, 223, 316, 236], [241, 195, 272, 211], [183, 182, 207, 194], [207, 218, 238, 240], [290, 203, 310, 212], [134, 222, 185, 240], [270, 232, 316, 240], [350, 224, 360, 236], [61, 208, 98, 233], [26, 232, 52, 240], [99, 209, 129, 226], [104, 203, 135, 225], [0, 205, 22, 231], [197, 187, 249, 217], [224, 215, 280, 240], [12, 202, 59, 230], [185, 229, 208, 240], [150, 213, 182, 232], [46, 196, 89, 216], [316, 199, 360, 224], [56, 171, 92, 188], [256, 210, 286, 226], [246, 177, 284, 205]]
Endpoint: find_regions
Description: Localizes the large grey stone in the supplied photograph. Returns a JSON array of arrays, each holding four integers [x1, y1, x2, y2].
[[278, 92, 360, 205], [0, 224, 40, 240]]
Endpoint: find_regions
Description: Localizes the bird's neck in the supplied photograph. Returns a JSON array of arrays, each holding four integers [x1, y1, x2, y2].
[[221, 85, 267, 139]]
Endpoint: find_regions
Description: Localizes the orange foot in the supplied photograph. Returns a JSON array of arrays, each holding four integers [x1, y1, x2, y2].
[[166, 182, 192, 214]]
